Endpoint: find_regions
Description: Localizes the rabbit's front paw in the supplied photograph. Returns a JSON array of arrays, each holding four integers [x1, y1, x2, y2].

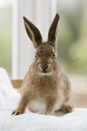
[[11, 109, 24, 116], [61, 104, 74, 113], [43, 111, 53, 116], [43, 112, 50, 115]]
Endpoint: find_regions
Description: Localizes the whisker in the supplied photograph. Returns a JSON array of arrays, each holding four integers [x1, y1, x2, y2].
[[24, 52, 36, 57], [21, 65, 30, 67], [20, 60, 33, 63]]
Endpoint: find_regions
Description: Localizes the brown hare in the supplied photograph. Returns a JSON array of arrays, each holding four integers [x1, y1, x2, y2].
[[12, 14, 74, 116]]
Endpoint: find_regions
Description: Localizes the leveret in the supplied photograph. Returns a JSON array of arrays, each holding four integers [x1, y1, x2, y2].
[[12, 14, 74, 116]]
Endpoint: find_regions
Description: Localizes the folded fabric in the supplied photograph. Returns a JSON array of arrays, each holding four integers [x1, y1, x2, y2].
[[0, 67, 20, 109], [0, 67, 87, 131]]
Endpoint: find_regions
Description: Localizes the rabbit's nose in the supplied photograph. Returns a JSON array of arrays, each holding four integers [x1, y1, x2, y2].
[[41, 64, 48, 72]]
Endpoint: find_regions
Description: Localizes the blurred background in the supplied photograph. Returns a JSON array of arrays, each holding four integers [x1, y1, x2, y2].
[[0, 0, 12, 76], [0, 0, 87, 108]]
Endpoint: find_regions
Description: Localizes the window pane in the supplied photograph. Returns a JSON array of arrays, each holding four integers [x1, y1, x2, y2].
[[0, 0, 12, 76]]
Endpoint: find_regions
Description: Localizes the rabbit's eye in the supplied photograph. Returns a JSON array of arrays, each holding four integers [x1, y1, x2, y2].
[[35, 54, 37, 60], [53, 53, 55, 56]]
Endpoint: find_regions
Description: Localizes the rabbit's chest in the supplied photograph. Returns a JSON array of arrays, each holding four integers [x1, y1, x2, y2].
[[28, 94, 46, 114]]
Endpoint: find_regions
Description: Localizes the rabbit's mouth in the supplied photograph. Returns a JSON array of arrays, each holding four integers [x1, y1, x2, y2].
[[41, 69, 51, 75], [42, 70, 47, 73]]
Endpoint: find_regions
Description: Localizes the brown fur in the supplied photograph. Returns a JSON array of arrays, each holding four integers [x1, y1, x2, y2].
[[12, 14, 74, 116]]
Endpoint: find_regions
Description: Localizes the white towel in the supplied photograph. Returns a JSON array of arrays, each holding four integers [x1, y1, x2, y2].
[[0, 67, 87, 131], [0, 67, 20, 109]]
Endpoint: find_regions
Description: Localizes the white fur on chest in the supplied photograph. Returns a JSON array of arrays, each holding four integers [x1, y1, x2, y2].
[[28, 95, 46, 114], [28, 94, 63, 114]]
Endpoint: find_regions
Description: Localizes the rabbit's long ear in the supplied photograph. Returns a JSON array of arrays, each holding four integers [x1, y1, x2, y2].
[[48, 14, 60, 47], [23, 17, 42, 48]]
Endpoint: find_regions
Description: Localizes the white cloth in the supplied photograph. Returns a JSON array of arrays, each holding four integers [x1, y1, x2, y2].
[[0, 67, 87, 131]]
